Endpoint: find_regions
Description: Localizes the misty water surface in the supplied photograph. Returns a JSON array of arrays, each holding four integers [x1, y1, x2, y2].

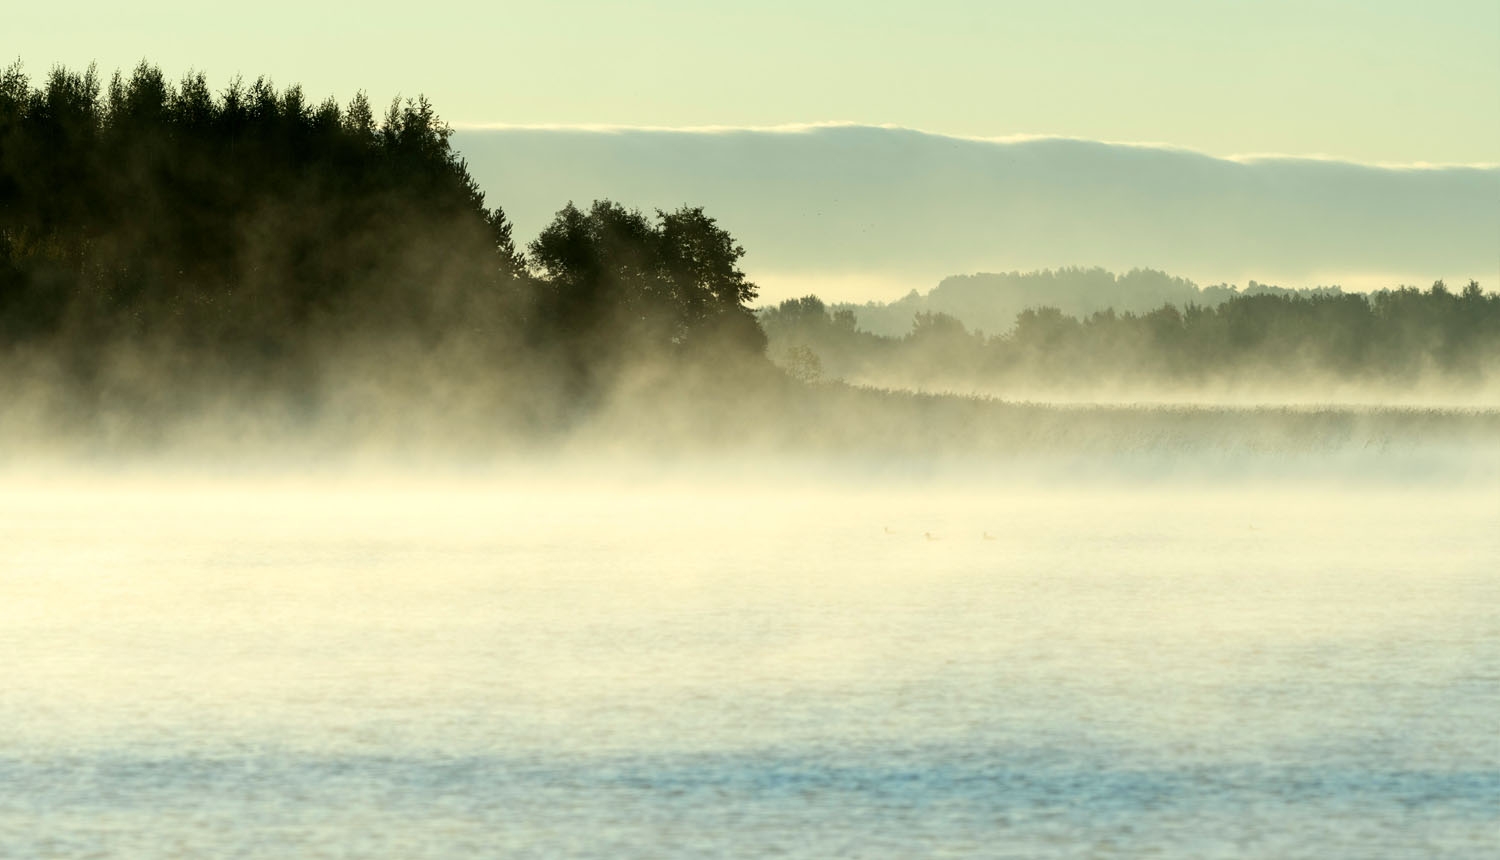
[[2, 464, 1497, 858]]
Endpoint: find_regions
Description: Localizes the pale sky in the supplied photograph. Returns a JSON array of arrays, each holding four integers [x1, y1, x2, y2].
[[8, 0, 1498, 165]]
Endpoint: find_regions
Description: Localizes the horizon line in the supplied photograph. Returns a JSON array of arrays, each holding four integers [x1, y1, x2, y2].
[[452, 121, 1500, 171]]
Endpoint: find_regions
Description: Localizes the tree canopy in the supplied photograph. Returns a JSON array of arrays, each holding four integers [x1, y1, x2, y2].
[[0, 61, 770, 426], [528, 200, 763, 357]]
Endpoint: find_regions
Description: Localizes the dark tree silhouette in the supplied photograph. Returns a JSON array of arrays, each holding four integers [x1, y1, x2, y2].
[[527, 200, 765, 360], [0, 61, 524, 355], [0, 61, 770, 428]]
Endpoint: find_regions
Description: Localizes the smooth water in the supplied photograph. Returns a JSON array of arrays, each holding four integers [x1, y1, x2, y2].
[[2, 468, 1497, 857]]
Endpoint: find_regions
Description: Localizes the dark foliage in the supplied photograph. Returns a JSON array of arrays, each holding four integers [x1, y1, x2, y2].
[[0, 63, 521, 351], [0, 62, 767, 428], [528, 201, 765, 365]]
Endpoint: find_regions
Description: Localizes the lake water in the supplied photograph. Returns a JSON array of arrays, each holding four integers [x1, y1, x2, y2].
[[2, 462, 1497, 857]]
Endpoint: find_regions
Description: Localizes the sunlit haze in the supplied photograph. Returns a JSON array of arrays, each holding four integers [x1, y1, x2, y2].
[[4, 3, 1499, 857]]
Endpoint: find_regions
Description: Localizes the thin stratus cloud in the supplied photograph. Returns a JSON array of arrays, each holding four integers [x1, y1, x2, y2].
[[456, 122, 1500, 171], [453, 124, 1500, 304]]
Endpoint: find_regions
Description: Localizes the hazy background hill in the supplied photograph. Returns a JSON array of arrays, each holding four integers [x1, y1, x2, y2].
[[833, 268, 1349, 337], [454, 124, 1500, 303]]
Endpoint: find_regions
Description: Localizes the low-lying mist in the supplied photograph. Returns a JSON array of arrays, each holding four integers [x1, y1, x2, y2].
[[6, 62, 1500, 860], [760, 280, 1500, 410], [3, 62, 1497, 480]]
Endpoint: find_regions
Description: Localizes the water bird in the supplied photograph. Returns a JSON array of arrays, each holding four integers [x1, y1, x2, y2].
[[884, 526, 896, 535], [925, 531, 939, 541], [983, 531, 997, 541]]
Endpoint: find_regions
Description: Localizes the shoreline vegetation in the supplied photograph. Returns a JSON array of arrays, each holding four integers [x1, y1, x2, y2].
[[760, 280, 1499, 400], [2, 62, 1497, 458]]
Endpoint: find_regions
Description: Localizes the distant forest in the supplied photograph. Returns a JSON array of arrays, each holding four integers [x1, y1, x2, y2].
[[839, 268, 1345, 338], [761, 282, 1499, 393], [1, 61, 1496, 443]]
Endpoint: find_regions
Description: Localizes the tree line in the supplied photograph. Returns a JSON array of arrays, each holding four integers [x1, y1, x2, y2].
[[0, 61, 767, 426], [837, 268, 1346, 338], [760, 282, 1499, 391]]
